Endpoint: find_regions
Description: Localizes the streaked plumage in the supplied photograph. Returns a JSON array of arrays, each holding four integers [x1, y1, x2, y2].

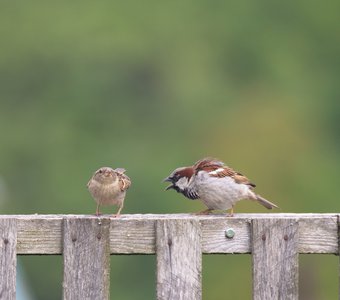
[[87, 167, 131, 217], [164, 158, 278, 215]]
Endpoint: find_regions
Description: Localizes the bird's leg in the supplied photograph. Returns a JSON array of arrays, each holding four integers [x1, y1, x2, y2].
[[228, 206, 234, 217], [113, 204, 123, 218], [195, 208, 213, 215], [95, 203, 101, 216]]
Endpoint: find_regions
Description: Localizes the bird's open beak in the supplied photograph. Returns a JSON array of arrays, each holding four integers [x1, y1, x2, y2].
[[165, 184, 174, 191], [163, 177, 174, 191]]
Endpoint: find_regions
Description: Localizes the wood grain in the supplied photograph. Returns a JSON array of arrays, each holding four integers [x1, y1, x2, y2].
[[110, 219, 156, 254], [156, 219, 202, 300], [252, 218, 299, 300], [62, 217, 110, 300], [0, 218, 17, 300], [200, 218, 251, 253], [0, 214, 337, 254], [17, 216, 63, 254], [0, 214, 339, 300]]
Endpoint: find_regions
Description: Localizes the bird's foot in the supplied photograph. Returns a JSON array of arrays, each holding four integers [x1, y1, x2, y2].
[[227, 207, 234, 217], [194, 209, 213, 215]]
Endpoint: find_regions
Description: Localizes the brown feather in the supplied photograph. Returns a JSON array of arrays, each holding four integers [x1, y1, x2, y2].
[[193, 157, 224, 171], [209, 167, 235, 177], [194, 158, 236, 177], [176, 167, 195, 179], [118, 173, 131, 191], [194, 157, 256, 188], [233, 173, 256, 188]]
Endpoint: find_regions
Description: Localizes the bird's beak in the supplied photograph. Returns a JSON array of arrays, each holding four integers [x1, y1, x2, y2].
[[163, 177, 172, 183], [163, 177, 174, 191], [165, 184, 174, 191]]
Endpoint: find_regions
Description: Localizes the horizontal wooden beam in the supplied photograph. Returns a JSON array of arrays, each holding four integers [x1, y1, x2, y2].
[[0, 214, 338, 255]]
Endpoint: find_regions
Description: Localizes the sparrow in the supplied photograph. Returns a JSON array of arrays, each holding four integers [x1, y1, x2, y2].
[[87, 167, 131, 217], [164, 158, 278, 216]]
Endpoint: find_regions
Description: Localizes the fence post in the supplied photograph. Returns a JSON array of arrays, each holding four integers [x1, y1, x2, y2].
[[0, 218, 17, 300], [252, 218, 299, 300], [63, 217, 110, 300], [156, 219, 202, 300], [338, 215, 340, 300]]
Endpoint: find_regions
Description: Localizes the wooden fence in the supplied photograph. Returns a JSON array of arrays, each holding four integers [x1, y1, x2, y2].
[[0, 213, 339, 299]]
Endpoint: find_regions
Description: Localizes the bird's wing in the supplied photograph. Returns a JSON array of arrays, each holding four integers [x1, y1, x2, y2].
[[118, 174, 131, 191], [233, 173, 256, 188], [194, 157, 256, 188], [114, 168, 126, 174], [193, 157, 225, 171]]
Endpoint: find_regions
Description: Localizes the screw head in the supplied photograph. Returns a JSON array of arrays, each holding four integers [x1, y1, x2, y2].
[[225, 228, 235, 239]]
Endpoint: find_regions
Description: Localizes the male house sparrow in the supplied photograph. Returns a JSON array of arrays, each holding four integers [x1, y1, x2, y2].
[[164, 158, 278, 216], [87, 167, 131, 217]]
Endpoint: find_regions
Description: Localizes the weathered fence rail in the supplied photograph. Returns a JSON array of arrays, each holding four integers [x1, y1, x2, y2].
[[0, 213, 339, 299]]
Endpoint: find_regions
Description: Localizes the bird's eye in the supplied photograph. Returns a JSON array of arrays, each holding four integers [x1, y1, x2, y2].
[[98, 170, 103, 174]]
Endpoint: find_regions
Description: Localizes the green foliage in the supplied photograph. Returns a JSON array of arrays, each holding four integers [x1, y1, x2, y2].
[[0, 0, 339, 298]]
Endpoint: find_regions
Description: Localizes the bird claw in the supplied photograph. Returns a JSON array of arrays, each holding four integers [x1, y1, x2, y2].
[[194, 209, 213, 215]]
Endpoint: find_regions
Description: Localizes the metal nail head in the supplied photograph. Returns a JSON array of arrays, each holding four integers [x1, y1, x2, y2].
[[225, 228, 235, 239]]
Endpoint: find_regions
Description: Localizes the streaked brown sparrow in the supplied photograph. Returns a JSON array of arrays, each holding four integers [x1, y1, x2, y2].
[[87, 167, 131, 217], [164, 157, 278, 216]]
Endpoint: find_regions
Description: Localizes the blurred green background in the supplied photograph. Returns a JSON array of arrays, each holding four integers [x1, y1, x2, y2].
[[1, 0, 339, 299]]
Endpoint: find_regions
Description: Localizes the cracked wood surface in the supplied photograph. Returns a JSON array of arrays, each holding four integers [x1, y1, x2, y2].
[[156, 219, 202, 300], [252, 218, 299, 300]]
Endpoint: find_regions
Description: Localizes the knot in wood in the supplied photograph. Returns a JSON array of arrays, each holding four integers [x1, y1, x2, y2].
[[71, 236, 77, 243], [167, 238, 172, 247], [3, 238, 9, 245], [261, 234, 266, 241], [284, 234, 289, 241], [97, 233, 102, 240]]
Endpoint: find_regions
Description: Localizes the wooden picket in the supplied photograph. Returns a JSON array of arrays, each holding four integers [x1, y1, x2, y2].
[[0, 213, 338, 299]]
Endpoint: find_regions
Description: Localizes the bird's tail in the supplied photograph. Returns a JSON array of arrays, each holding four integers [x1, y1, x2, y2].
[[256, 194, 279, 210]]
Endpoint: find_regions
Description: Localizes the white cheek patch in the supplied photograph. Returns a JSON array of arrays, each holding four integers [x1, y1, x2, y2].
[[208, 168, 225, 175], [176, 177, 189, 190]]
